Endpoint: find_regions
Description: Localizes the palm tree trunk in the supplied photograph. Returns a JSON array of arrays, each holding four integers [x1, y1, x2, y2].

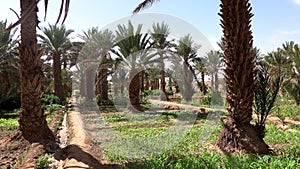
[[182, 61, 193, 101], [96, 68, 110, 105], [217, 0, 270, 154], [80, 75, 86, 97], [214, 72, 218, 92], [201, 71, 206, 95], [159, 53, 169, 101], [53, 52, 65, 103], [19, 0, 54, 143], [86, 67, 96, 101], [127, 70, 143, 112], [145, 72, 149, 90]]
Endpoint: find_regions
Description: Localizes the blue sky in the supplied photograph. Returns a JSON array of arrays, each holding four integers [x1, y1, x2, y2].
[[1, 0, 300, 54]]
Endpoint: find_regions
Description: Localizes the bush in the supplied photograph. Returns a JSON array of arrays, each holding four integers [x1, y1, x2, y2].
[[35, 154, 53, 169], [200, 93, 211, 106], [41, 93, 61, 106]]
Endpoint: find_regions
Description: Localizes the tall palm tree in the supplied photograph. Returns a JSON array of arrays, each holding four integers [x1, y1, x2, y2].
[[175, 34, 198, 101], [113, 21, 155, 112], [264, 49, 289, 77], [193, 58, 207, 95], [151, 22, 173, 100], [134, 0, 269, 154], [92, 29, 115, 105], [282, 41, 300, 105], [204, 50, 223, 92], [5, 0, 70, 143], [39, 24, 74, 104], [0, 20, 19, 103], [217, 0, 269, 154]]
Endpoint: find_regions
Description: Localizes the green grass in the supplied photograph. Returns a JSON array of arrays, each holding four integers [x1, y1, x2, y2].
[[275, 105, 300, 120], [0, 118, 18, 130], [123, 152, 300, 169], [35, 153, 53, 169], [0, 109, 19, 130], [91, 106, 300, 169], [264, 124, 300, 156]]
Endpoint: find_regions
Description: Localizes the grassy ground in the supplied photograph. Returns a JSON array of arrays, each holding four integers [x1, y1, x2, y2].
[[84, 103, 300, 169], [0, 104, 63, 168]]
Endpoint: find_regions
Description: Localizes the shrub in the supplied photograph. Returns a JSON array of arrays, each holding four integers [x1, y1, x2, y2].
[[41, 93, 61, 106], [35, 154, 53, 169]]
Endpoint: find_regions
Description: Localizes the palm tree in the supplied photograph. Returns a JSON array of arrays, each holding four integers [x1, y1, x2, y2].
[[93, 29, 115, 105], [0, 20, 19, 103], [150, 22, 173, 100], [5, 0, 70, 143], [134, 0, 269, 154], [264, 49, 289, 78], [282, 41, 300, 105], [39, 24, 73, 104], [193, 58, 207, 95], [175, 34, 198, 101], [112, 21, 155, 112], [204, 50, 223, 92]]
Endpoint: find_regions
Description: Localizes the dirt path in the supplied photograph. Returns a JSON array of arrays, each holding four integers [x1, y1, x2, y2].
[[49, 98, 117, 169], [150, 99, 300, 129]]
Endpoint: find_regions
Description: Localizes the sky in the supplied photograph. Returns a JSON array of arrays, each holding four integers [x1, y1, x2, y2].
[[1, 0, 300, 54]]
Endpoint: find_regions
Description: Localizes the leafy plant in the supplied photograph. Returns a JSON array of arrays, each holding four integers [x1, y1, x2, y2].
[[41, 93, 61, 107], [254, 64, 282, 138], [0, 118, 18, 130], [35, 153, 53, 169]]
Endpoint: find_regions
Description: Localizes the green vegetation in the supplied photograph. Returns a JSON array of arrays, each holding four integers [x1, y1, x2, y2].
[[125, 152, 299, 169], [88, 103, 300, 168], [0, 118, 18, 130], [34, 154, 53, 169]]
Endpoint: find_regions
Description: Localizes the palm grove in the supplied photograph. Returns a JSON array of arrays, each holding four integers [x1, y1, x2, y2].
[[0, 0, 299, 156]]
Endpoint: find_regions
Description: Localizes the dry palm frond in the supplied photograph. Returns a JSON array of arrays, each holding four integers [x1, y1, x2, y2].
[[133, 0, 160, 13]]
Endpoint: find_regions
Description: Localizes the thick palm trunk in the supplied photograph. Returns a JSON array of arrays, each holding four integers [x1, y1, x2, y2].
[[80, 75, 86, 97], [217, 0, 269, 154], [53, 52, 65, 103], [86, 67, 96, 101], [182, 61, 193, 101], [96, 68, 110, 105], [127, 70, 143, 112], [159, 54, 169, 101], [19, 0, 54, 143]]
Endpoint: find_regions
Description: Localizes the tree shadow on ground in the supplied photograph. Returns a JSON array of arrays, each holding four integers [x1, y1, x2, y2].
[[54, 144, 121, 169]]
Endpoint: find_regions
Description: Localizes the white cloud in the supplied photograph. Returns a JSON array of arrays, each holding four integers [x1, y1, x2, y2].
[[293, 0, 300, 5], [280, 30, 300, 35]]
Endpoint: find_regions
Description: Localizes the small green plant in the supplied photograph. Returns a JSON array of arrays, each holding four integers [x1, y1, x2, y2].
[[254, 64, 282, 138], [41, 93, 61, 106], [0, 118, 18, 130], [35, 153, 53, 169], [199, 93, 211, 106]]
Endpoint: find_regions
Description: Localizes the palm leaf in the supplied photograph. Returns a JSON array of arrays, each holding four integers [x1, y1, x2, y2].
[[133, 0, 160, 13]]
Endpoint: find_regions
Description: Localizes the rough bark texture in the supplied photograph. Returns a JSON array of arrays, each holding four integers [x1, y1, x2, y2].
[[159, 52, 169, 101], [85, 67, 96, 101], [182, 61, 193, 101], [217, 0, 270, 154], [96, 68, 110, 105], [127, 70, 144, 112], [19, 0, 55, 143], [53, 52, 65, 103]]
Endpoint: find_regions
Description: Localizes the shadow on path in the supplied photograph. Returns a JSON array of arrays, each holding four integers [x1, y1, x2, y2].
[[54, 144, 120, 169]]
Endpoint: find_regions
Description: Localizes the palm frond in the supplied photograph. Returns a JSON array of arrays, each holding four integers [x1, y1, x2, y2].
[[133, 0, 160, 13]]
